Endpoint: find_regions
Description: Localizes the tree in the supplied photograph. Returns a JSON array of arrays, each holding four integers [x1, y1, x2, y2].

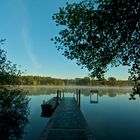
[[0, 39, 21, 85], [52, 0, 140, 82], [0, 40, 29, 139], [108, 77, 117, 86], [98, 77, 107, 85]]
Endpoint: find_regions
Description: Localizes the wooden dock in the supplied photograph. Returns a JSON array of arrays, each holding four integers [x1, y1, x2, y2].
[[40, 97, 94, 140]]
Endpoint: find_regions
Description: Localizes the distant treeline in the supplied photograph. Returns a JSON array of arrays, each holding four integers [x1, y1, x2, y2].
[[16, 76, 134, 86]]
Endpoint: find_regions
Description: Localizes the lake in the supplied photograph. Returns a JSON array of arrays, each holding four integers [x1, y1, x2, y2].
[[8, 86, 140, 140]]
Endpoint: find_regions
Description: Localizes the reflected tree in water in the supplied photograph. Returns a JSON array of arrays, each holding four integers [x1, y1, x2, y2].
[[0, 87, 29, 140], [130, 81, 140, 99], [133, 81, 140, 94], [129, 93, 136, 100]]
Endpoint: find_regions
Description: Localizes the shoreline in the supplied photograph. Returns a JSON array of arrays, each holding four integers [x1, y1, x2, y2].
[[17, 85, 133, 90]]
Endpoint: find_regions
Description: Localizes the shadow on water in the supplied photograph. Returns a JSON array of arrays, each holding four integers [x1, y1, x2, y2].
[[41, 110, 53, 118], [0, 87, 30, 140]]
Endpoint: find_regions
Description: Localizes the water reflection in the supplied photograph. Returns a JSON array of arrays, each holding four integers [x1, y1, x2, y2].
[[18, 86, 140, 140], [129, 82, 140, 100], [129, 92, 140, 100], [133, 82, 140, 94], [0, 87, 29, 140], [90, 90, 99, 104]]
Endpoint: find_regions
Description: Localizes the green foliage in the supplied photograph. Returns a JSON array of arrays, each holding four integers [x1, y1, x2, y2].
[[0, 40, 21, 85], [108, 77, 117, 86], [75, 77, 90, 85], [0, 87, 29, 140], [18, 76, 65, 85], [17, 75, 131, 86], [52, 0, 140, 81], [0, 40, 29, 139]]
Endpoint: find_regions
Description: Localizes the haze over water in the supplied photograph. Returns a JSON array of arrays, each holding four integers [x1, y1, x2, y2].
[[20, 86, 140, 140]]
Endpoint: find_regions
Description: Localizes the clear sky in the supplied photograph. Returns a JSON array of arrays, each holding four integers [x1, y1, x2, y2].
[[0, 0, 130, 80]]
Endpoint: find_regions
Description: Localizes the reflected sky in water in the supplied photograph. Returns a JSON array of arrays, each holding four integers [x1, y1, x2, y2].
[[21, 87, 140, 140]]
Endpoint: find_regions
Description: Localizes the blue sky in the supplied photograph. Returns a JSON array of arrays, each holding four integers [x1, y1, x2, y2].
[[0, 0, 129, 80]]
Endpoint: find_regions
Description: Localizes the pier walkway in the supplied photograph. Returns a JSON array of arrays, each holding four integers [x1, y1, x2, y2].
[[40, 97, 93, 140]]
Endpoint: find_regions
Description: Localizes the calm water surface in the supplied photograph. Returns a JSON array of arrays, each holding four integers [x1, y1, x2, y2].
[[21, 86, 140, 140]]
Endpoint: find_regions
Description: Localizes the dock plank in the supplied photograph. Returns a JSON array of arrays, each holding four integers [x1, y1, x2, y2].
[[40, 97, 94, 140]]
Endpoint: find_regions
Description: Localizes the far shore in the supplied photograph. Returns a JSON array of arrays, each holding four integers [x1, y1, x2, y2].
[[17, 85, 133, 90]]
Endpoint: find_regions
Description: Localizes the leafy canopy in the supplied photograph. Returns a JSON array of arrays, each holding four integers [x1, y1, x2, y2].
[[0, 39, 21, 85], [52, 0, 140, 81]]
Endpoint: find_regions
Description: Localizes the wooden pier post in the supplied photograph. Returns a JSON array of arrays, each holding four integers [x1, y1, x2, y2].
[[56, 90, 59, 104], [76, 89, 78, 104], [62, 90, 64, 98], [60, 90, 61, 99], [78, 89, 81, 107]]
